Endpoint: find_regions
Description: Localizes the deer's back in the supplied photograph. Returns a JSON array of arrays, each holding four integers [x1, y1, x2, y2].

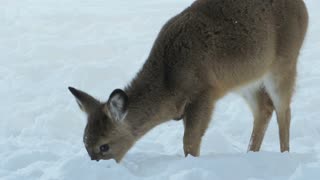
[[145, 0, 308, 96]]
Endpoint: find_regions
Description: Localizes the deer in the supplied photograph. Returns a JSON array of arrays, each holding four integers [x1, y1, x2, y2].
[[68, 0, 308, 163]]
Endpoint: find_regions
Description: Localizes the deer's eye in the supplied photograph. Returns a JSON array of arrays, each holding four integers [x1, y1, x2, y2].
[[100, 144, 110, 152]]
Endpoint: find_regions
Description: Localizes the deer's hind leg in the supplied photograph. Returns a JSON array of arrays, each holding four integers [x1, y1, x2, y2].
[[264, 64, 297, 152], [240, 85, 274, 152]]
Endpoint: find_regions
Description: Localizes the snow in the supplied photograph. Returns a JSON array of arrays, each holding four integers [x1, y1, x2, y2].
[[0, 0, 319, 179]]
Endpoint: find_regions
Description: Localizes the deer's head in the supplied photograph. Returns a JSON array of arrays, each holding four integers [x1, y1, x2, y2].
[[68, 87, 135, 163]]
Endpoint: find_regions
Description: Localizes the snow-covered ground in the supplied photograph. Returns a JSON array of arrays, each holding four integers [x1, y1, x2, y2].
[[1, 0, 319, 179]]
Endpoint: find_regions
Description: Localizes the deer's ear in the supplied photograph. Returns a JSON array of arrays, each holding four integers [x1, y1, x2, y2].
[[68, 87, 100, 114], [104, 89, 128, 122]]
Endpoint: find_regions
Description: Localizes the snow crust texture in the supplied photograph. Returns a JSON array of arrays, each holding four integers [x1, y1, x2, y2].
[[0, 0, 319, 179]]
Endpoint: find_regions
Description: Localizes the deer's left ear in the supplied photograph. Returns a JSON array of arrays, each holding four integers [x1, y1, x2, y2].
[[68, 86, 100, 114], [104, 89, 128, 122]]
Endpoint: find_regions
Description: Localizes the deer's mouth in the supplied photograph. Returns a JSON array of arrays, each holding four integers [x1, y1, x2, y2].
[[90, 153, 122, 163]]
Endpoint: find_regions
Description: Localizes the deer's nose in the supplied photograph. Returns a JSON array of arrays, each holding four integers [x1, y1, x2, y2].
[[90, 155, 100, 161]]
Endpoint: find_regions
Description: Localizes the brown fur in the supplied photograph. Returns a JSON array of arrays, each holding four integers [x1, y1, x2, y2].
[[69, 0, 308, 162]]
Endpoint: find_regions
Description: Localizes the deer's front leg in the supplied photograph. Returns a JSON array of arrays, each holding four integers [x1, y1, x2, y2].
[[183, 91, 215, 157]]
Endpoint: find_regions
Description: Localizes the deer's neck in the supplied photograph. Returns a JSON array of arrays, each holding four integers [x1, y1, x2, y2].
[[123, 56, 180, 138]]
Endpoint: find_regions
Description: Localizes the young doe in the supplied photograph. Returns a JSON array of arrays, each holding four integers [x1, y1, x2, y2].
[[69, 0, 308, 162]]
